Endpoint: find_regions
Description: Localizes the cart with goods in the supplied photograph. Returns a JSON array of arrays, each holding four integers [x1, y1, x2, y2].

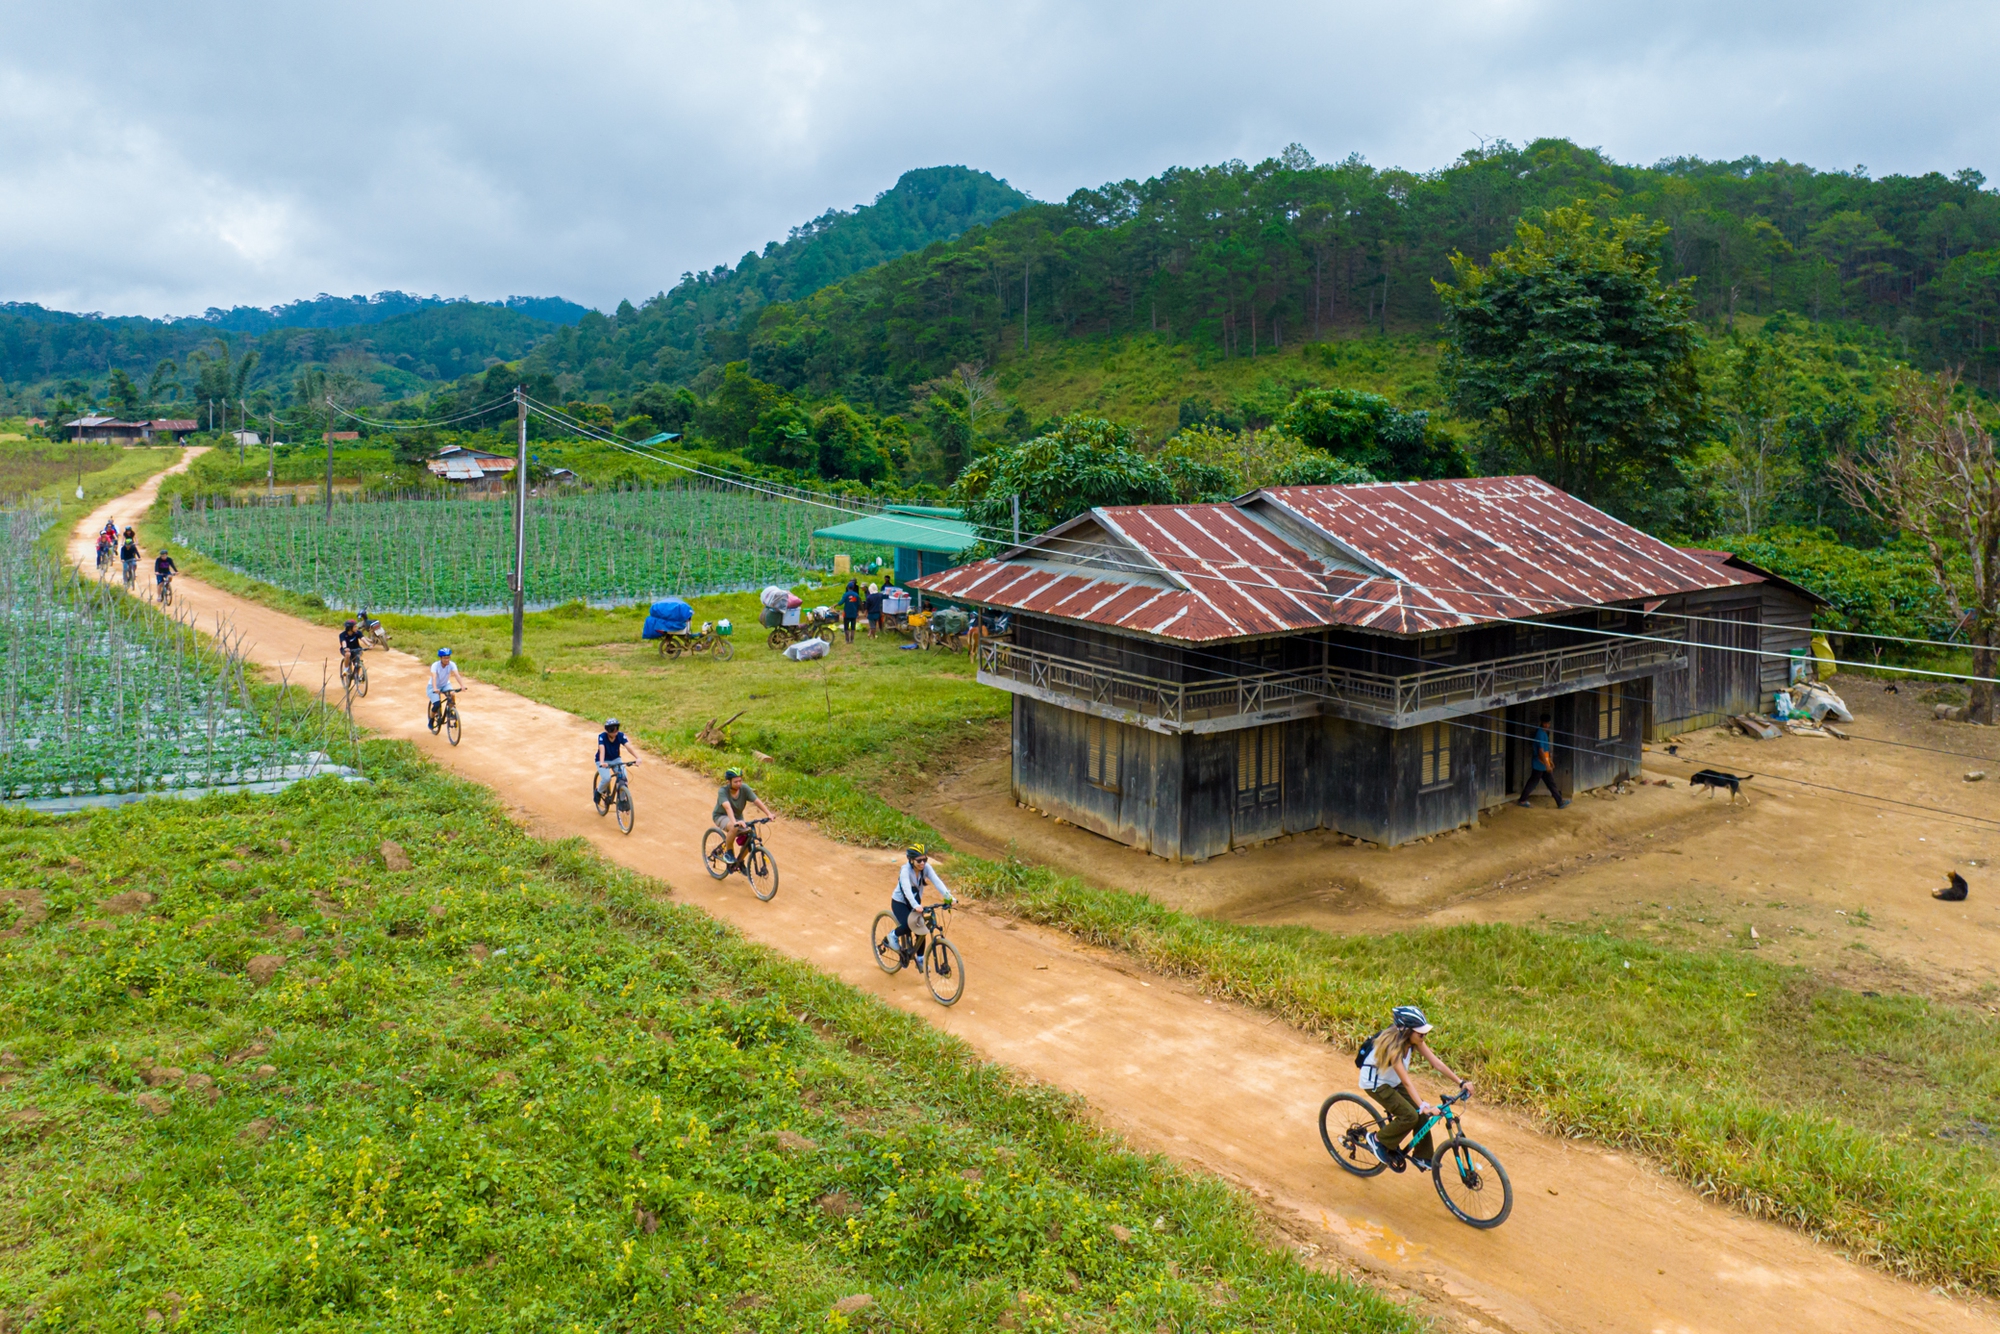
[[758, 585, 835, 649], [644, 599, 733, 660], [878, 586, 913, 633], [915, 605, 971, 651]]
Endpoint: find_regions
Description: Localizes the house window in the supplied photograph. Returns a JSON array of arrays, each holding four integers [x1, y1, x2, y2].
[[1597, 687, 1622, 743], [1084, 632, 1121, 666], [1419, 721, 1452, 788], [1237, 639, 1284, 671], [1235, 725, 1282, 810], [1419, 633, 1456, 660], [1086, 716, 1122, 792], [1597, 609, 1627, 630]]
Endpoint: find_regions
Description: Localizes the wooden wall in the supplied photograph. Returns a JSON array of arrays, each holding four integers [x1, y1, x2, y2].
[[1649, 583, 1818, 737], [1011, 697, 1185, 857]]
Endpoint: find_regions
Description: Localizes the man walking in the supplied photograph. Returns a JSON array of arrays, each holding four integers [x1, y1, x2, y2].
[[1518, 713, 1568, 808]]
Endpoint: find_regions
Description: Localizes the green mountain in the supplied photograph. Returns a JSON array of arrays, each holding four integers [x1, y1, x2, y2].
[[519, 165, 1032, 392], [733, 140, 2000, 412]]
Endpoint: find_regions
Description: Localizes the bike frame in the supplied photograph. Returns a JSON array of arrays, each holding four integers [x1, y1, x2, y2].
[[1399, 1088, 1469, 1153]]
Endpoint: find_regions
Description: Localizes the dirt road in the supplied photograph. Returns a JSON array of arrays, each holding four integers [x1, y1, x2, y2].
[[80, 460, 1997, 1334]]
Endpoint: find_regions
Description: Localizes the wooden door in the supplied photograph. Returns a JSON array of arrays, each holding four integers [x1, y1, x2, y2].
[[1695, 603, 1761, 716], [1233, 724, 1283, 844]]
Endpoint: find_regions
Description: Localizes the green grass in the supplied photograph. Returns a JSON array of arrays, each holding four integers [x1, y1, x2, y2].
[[26, 446, 182, 560], [0, 746, 1417, 1333], [992, 330, 1450, 438]]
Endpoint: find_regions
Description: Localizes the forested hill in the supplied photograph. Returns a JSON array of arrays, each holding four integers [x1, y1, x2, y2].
[[521, 165, 1030, 392], [196, 292, 591, 332], [708, 139, 2000, 411]]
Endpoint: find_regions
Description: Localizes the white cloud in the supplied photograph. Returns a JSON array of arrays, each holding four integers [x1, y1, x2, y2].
[[4, 0, 1997, 315]]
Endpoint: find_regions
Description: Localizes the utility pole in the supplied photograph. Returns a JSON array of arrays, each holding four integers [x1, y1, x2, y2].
[[511, 385, 528, 659], [237, 399, 245, 467], [1022, 260, 1030, 353], [1012, 493, 1021, 548], [323, 394, 334, 520], [267, 408, 275, 497]]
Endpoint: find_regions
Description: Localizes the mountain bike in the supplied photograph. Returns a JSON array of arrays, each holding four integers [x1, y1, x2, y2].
[[155, 575, 174, 607], [122, 557, 137, 592], [95, 542, 113, 575], [702, 816, 777, 899], [339, 649, 369, 700], [428, 687, 463, 746], [593, 758, 637, 834], [870, 902, 964, 1006], [1318, 1086, 1511, 1228]]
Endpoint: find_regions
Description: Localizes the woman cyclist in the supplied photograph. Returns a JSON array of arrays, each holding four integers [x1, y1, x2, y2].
[[890, 844, 955, 966], [1360, 1006, 1473, 1172]]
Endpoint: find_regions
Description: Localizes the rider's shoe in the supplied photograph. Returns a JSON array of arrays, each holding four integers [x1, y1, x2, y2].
[[1409, 1156, 1434, 1174], [1366, 1132, 1407, 1172]]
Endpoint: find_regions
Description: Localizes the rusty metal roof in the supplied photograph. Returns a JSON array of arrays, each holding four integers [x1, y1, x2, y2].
[[911, 476, 1761, 642]]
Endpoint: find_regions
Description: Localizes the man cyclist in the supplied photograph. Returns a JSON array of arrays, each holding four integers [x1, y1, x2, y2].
[[890, 844, 955, 966], [152, 547, 178, 597], [711, 768, 775, 866], [119, 529, 140, 586], [337, 619, 366, 676], [594, 717, 642, 803], [426, 647, 468, 729]]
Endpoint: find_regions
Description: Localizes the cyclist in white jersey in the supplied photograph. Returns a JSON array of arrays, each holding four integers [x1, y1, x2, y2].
[[890, 844, 956, 964], [427, 647, 467, 728]]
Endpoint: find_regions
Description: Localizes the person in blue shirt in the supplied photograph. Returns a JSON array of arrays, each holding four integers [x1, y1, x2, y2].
[[1518, 712, 1569, 808], [594, 717, 642, 802]]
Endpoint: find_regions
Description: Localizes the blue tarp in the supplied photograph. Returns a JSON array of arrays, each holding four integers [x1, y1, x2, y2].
[[643, 598, 693, 639]]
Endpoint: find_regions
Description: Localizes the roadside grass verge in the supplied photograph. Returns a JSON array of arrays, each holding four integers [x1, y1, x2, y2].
[[28, 445, 182, 560], [0, 745, 1414, 1333]]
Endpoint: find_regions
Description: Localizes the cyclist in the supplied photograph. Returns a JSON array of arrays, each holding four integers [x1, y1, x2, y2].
[[337, 619, 366, 675], [119, 530, 140, 586], [1360, 1006, 1473, 1173], [711, 768, 775, 866], [594, 717, 641, 802], [426, 647, 467, 728], [890, 844, 955, 965], [94, 522, 116, 570], [153, 547, 178, 597]]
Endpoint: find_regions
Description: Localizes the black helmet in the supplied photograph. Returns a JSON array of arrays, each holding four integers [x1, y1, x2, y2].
[[1391, 1005, 1432, 1033], [604, 717, 620, 729]]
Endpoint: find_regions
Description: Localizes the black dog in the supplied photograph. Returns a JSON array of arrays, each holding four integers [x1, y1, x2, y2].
[[1935, 871, 1970, 902], [1689, 769, 1753, 802]]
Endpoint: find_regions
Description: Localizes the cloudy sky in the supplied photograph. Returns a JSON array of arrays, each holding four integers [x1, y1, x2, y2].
[[4, 1, 1993, 317]]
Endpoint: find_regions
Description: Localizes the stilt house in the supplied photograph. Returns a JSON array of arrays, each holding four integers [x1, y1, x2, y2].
[[910, 476, 1823, 857]]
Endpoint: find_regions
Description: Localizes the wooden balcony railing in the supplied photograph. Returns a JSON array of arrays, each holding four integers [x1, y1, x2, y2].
[[975, 636, 1688, 733]]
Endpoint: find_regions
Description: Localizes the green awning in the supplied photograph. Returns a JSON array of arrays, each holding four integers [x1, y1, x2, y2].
[[811, 512, 982, 554]]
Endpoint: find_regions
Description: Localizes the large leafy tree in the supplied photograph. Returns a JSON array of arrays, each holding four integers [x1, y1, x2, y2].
[[810, 403, 888, 483], [1275, 387, 1468, 479], [949, 416, 1174, 542], [1436, 203, 1702, 512]]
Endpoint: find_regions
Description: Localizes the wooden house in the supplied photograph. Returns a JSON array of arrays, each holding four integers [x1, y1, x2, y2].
[[910, 477, 1822, 858]]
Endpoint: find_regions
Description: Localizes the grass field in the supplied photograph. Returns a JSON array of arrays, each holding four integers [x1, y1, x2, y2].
[[990, 331, 1450, 439], [0, 745, 1417, 1332]]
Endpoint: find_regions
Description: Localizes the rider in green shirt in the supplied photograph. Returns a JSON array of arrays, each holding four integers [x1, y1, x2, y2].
[[712, 768, 776, 864]]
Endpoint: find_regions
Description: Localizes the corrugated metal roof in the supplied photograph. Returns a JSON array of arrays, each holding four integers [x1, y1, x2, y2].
[[911, 476, 1761, 642]]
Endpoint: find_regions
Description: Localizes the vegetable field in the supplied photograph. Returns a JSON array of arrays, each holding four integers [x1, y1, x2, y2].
[[172, 483, 890, 613], [0, 505, 336, 801]]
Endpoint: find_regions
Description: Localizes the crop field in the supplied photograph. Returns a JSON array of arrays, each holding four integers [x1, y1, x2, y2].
[[171, 483, 892, 614], [0, 443, 119, 502], [0, 505, 336, 802]]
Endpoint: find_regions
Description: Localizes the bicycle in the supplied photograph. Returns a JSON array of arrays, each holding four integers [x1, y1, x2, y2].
[[702, 816, 777, 899], [659, 622, 734, 661], [428, 687, 463, 747], [870, 902, 965, 1006], [122, 557, 137, 592], [95, 543, 113, 575], [339, 649, 369, 700], [1318, 1086, 1512, 1229], [593, 758, 638, 834], [155, 575, 174, 608]]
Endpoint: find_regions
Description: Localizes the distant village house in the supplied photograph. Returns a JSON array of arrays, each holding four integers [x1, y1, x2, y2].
[[64, 417, 198, 444]]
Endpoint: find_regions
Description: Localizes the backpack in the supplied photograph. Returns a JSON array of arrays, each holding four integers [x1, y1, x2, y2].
[[1354, 1028, 1385, 1070]]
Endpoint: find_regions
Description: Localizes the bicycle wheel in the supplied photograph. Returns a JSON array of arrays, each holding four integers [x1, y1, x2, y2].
[[767, 629, 789, 649], [870, 912, 903, 973], [660, 636, 683, 659], [746, 845, 778, 901], [711, 638, 733, 662], [1318, 1093, 1389, 1178], [445, 706, 462, 747], [925, 938, 965, 1005], [1431, 1137, 1512, 1229], [594, 778, 611, 818], [355, 662, 368, 698], [614, 779, 635, 834], [701, 828, 730, 879]]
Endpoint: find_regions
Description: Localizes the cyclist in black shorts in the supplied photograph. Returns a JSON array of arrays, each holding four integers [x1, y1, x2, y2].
[[338, 619, 365, 672]]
